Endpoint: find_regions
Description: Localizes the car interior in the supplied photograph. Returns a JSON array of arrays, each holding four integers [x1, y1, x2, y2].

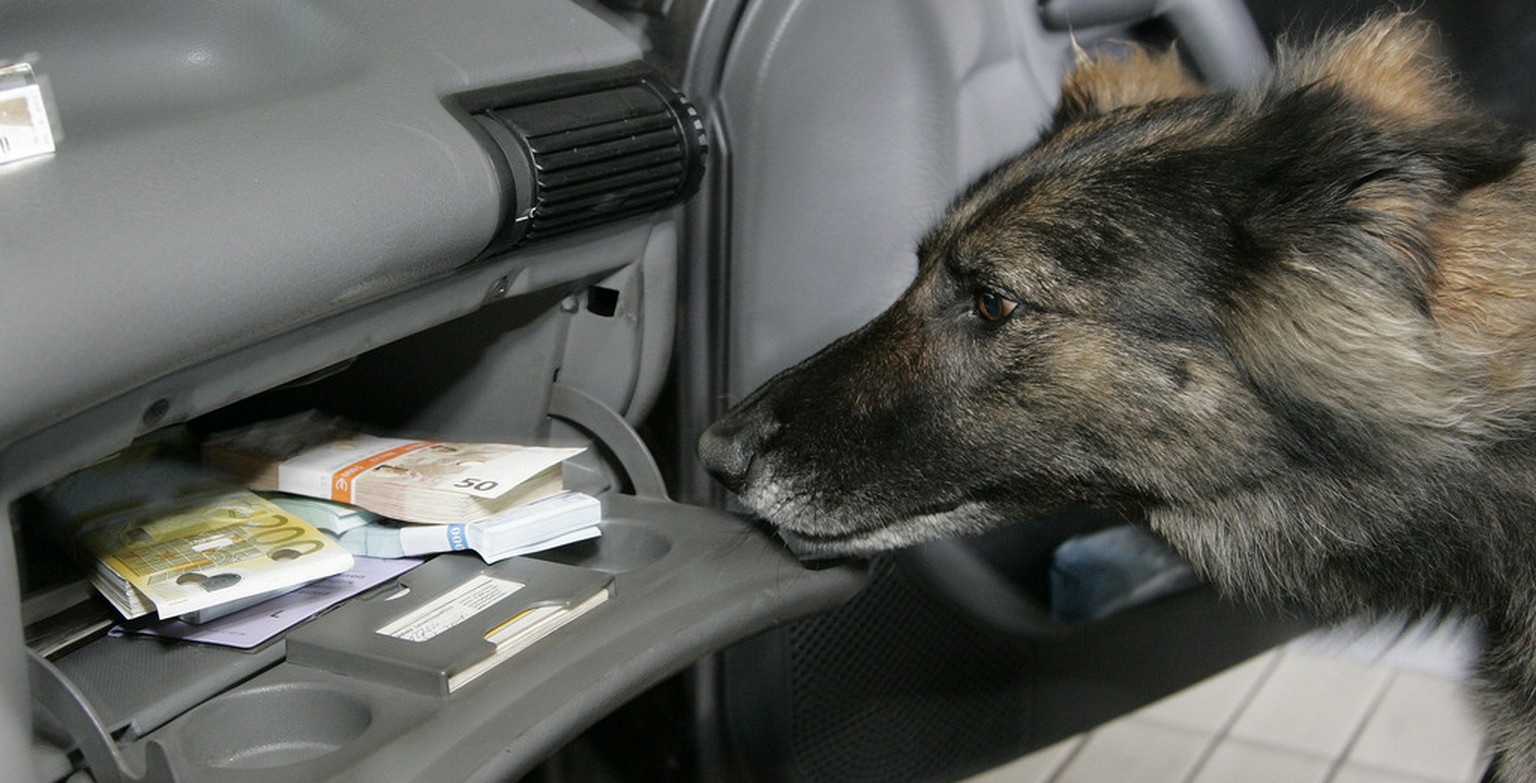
[[3, 1, 1531, 782]]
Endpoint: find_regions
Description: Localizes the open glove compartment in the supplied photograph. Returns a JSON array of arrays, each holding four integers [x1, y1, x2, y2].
[[0, 1, 862, 781]]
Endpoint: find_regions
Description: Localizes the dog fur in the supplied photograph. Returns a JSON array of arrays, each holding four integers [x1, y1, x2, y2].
[[698, 15, 1536, 781]]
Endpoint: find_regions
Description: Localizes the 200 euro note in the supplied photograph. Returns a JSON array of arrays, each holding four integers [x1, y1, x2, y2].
[[40, 450, 354, 620]]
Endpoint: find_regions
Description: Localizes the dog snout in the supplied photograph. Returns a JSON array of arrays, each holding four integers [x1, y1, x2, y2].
[[698, 406, 776, 494]]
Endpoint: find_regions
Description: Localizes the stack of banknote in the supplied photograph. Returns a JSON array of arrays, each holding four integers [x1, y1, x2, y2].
[[37, 450, 355, 620], [38, 415, 600, 622], [202, 412, 585, 524], [268, 491, 602, 563]]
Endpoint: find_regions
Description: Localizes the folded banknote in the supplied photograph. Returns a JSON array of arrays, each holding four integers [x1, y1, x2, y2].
[[38, 449, 354, 620]]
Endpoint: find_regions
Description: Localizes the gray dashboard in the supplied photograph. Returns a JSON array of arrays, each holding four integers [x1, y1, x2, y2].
[[0, 0, 638, 452], [0, 2, 865, 781]]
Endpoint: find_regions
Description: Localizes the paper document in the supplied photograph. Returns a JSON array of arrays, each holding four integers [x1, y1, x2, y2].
[[116, 556, 422, 649]]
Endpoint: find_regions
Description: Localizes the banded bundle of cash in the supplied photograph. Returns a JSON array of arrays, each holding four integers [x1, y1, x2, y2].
[[203, 413, 585, 524], [37, 451, 355, 620], [268, 491, 602, 563]]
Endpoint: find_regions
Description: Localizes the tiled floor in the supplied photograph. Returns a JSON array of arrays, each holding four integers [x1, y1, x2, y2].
[[965, 618, 1490, 783]]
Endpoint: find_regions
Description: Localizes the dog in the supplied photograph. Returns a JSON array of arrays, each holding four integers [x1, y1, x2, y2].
[[698, 14, 1536, 782]]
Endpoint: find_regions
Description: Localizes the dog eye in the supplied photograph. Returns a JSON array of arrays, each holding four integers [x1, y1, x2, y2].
[[974, 290, 1019, 323]]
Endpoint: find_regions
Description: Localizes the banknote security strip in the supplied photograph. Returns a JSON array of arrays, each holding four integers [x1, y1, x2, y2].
[[0, 60, 57, 166]]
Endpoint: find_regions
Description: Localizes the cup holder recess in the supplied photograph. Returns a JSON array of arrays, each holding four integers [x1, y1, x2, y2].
[[176, 682, 371, 770]]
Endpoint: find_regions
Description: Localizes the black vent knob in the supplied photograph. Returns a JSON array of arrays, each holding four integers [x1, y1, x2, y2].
[[474, 74, 707, 249]]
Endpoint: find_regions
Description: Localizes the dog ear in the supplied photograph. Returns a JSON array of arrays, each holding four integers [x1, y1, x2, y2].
[[1054, 44, 1205, 127], [1284, 14, 1456, 130], [1221, 17, 1526, 447], [1235, 13, 1525, 249], [1279, 13, 1526, 193]]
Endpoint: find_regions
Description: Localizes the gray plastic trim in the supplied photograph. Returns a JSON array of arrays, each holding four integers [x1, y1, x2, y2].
[[548, 383, 671, 500], [43, 498, 864, 783], [1040, 0, 1269, 86], [28, 651, 174, 783]]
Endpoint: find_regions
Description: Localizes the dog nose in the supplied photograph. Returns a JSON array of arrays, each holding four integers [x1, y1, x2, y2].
[[697, 411, 766, 494]]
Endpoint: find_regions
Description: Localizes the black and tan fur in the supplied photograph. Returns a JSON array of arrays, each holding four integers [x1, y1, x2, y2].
[[698, 15, 1536, 781]]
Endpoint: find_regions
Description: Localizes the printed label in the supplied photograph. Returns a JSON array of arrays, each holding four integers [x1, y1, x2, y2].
[[376, 574, 524, 643], [0, 63, 56, 165]]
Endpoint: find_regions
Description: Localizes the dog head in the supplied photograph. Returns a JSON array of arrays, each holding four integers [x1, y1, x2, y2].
[[698, 15, 1527, 556]]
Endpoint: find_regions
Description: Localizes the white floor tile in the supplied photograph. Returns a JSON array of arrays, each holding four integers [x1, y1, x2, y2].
[[1229, 649, 1393, 757], [959, 623, 1489, 783], [961, 736, 1083, 783], [1134, 650, 1278, 733], [1189, 738, 1332, 783], [1330, 762, 1457, 783], [1053, 719, 1210, 783], [1345, 672, 1487, 782]]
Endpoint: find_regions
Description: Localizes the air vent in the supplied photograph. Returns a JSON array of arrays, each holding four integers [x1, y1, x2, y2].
[[473, 73, 707, 249]]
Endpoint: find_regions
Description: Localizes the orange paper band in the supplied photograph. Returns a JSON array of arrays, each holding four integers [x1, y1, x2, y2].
[[330, 441, 439, 503]]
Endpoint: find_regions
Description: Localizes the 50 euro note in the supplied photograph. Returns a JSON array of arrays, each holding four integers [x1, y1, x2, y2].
[[39, 450, 354, 620], [203, 413, 585, 524]]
